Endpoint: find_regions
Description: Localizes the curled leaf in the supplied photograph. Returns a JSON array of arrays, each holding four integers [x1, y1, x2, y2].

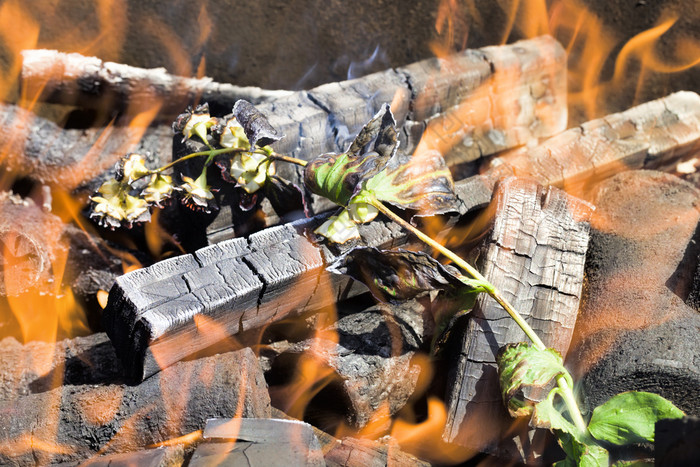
[[554, 432, 609, 467], [497, 342, 570, 418], [232, 100, 282, 148], [587, 391, 684, 446]]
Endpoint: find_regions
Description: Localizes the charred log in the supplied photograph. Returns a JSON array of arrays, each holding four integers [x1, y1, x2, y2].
[[0, 347, 270, 466], [443, 178, 593, 456], [21, 49, 292, 119]]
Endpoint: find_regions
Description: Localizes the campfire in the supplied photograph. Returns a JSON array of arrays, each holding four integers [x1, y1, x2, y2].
[[0, 1, 698, 465]]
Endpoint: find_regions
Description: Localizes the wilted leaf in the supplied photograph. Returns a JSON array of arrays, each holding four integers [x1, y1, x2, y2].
[[264, 175, 304, 215], [362, 148, 459, 217], [328, 247, 486, 319], [532, 391, 579, 435], [554, 432, 609, 467], [588, 391, 684, 446], [497, 342, 570, 418], [232, 100, 282, 148], [304, 105, 397, 206]]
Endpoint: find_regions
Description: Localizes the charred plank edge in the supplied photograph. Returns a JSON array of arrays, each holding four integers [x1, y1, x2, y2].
[[20, 49, 292, 118], [443, 177, 593, 453]]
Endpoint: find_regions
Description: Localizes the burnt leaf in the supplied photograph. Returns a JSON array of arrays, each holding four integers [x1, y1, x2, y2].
[[232, 100, 282, 148], [497, 342, 570, 418], [304, 105, 397, 206], [328, 247, 487, 321], [362, 148, 460, 217]]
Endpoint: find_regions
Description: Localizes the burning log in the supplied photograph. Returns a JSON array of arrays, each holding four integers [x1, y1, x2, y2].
[[483, 91, 700, 199], [264, 299, 426, 428], [0, 103, 172, 193], [0, 347, 270, 466], [76, 445, 184, 467], [193, 35, 566, 240], [324, 436, 430, 467], [443, 178, 593, 454], [0, 333, 121, 401], [21, 49, 292, 119], [567, 170, 700, 417], [102, 171, 486, 382], [188, 418, 325, 467]]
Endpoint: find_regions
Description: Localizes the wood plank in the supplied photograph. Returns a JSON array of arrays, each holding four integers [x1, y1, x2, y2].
[[443, 177, 593, 455], [0, 348, 269, 466]]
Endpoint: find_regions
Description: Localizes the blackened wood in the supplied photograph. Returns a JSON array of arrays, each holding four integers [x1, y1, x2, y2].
[[265, 299, 426, 428], [443, 178, 593, 453], [188, 418, 324, 467], [485, 91, 700, 199], [324, 437, 430, 467], [201, 35, 566, 238], [0, 333, 122, 401], [567, 171, 700, 417], [655, 416, 700, 466], [69, 446, 184, 467], [21, 49, 291, 119], [0, 347, 269, 466], [0, 103, 172, 193]]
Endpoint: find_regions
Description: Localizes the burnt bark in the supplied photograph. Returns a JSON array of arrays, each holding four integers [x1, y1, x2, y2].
[[443, 178, 593, 456], [21, 49, 291, 119], [0, 347, 270, 466]]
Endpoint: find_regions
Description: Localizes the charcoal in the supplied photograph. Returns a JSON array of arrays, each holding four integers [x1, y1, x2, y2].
[[187, 418, 324, 467], [265, 299, 426, 428], [567, 170, 700, 416], [0, 348, 270, 466], [21, 49, 291, 119], [444, 178, 593, 456], [655, 416, 700, 466]]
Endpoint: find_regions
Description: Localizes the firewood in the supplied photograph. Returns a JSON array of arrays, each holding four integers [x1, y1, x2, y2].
[[21, 49, 292, 119], [194, 35, 566, 240], [0, 332, 122, 401], [567, 171, 700, 417], [264, 299, 426, 428], [0, 347, 270, 466], [484, 91, 700, 199], [71, 445, 184, 467], [443, 178, 593, 455], [0, 103, 172, 193], [324, 437, 430, 467], [187, 418, 324, 467], [102, 170, 488, 383]]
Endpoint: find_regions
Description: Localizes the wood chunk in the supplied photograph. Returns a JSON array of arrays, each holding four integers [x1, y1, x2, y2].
[[0, 103, 172, 193], [0, 348, 270, 466], [443, 178, 593, 454], [21, 49, 292, 119], [487, 91, 700, 199], [325, 437, 430, 467], [70, 446, 184, 467], [0, 332, 122, 401], [567, 171, 700, 416], [265, 300, 426, 428], [188, 418, 324, 467]]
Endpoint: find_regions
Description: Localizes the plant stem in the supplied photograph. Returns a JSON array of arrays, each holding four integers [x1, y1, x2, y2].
[[370, 195, 589, 434], [369, 196, 545, 349], [151, 147, 249, 174], [270, 153, 308, 167]]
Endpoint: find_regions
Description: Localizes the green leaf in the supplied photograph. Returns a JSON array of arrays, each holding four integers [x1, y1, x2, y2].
[[555, 432, 609, 467], [497, 343, 571, 418], [532, 392, 579, 435], [588, 391, 684, 445], [362, 149, 459, 217]]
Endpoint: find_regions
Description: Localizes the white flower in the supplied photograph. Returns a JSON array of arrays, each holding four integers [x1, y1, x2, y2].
[[230, 152, 271, 194], [142, 173, 174, 207], [314, 208, 360, 243], [179, 173, 216, 212], [348, 201, 378, 223], [121, 153, 150, 183], [219, 118, 250, 149]]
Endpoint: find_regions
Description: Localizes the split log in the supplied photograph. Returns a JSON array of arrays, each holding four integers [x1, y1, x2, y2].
[[188, 418, 324, 467], [567, 171, 700, 417], [102, 172, 486, 382], [196, 35, 566, 240], [264, 299, 426, 428], [0, 332, 121, 401], [0, 347, 270, 466], [443, 178, 593, 455], [21, 49, 292, 119], [483, 91, 700, 200], [0, 103, 172, 193]]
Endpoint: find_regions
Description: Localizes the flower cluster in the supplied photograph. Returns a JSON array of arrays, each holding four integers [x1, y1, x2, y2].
[[314, 199, 377, 244], [89, 102, 279, 229]]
